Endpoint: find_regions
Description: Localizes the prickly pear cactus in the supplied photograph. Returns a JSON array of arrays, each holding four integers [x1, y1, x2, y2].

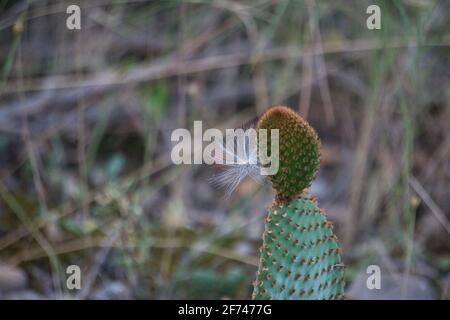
[[252, 106, 345, 300], [252, 194, 345, 299]]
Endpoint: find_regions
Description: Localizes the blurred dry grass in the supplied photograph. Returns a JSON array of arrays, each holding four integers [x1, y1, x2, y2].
[[0, 0, 449, 299]]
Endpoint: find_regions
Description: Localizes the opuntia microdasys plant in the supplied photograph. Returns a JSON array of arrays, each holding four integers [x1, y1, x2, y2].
[[252, 106, 345, 300]]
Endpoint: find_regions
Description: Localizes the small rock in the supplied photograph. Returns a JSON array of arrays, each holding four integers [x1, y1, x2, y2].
[[441, 274, 450, 299], [90, 281, 131, 300], [347, 271, 436, 300], [0, 264, 27, 292], [4, 290, 44, 300]]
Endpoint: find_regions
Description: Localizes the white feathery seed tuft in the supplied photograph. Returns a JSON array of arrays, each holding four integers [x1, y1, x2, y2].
[[209, 128, 263, 196]]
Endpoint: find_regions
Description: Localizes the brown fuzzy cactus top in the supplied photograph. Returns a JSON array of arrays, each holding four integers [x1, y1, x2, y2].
[[256, 106, 321, 203]]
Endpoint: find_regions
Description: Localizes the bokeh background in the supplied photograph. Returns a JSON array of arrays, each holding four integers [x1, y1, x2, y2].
[[0, 0, 449, 299]]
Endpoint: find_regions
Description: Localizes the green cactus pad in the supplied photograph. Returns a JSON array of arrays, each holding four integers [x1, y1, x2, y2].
[[257, 106, 321, 202], [252, 193, 345, 300]]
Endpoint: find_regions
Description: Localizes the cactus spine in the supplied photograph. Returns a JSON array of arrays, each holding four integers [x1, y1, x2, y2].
[[252, 106, 345, 300]]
